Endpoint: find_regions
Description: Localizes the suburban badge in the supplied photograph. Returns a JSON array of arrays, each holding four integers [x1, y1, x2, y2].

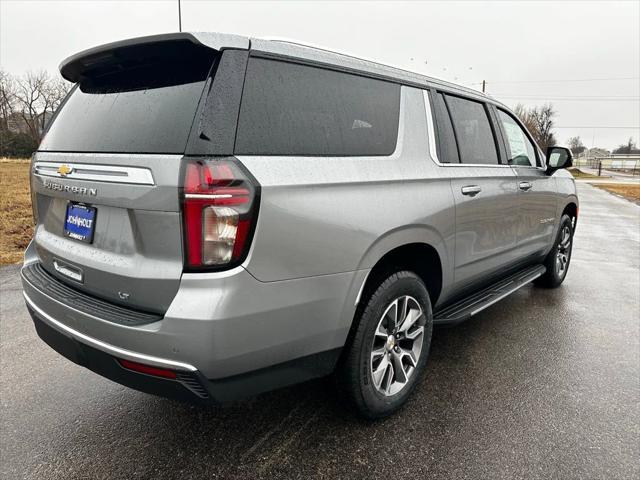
[[42, 179, 97, 196]]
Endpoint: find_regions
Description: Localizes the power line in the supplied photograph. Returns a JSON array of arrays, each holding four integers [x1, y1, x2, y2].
[[555, 126, 640, 129], [469, 76, 640, 85], [495, 96, 640, 102], [489, 93, 640, 100]]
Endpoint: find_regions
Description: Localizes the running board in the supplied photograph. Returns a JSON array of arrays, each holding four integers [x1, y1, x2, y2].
[[433, 265, 546, 326]]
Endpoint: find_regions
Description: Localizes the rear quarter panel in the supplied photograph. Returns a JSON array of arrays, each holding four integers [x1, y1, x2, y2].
[[238, 86, 455, 303], [547, 169, 579, 256], [554, 169, 579, 220]]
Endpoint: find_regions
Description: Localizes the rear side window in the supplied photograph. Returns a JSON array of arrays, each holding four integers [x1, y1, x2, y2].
[[497, 110, 538, 167], [40, 51, 215, 154], [430, 92, 459, 163], [235, 58, 401, 156], [444, 95, 499, 165]]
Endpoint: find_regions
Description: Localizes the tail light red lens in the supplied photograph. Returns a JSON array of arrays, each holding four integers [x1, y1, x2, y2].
[[181, 159, 258, 270]]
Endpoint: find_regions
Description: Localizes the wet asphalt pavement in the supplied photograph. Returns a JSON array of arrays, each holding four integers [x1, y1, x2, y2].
[[1, 183, 639, 479]]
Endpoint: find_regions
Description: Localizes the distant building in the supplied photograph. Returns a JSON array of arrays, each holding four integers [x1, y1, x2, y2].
[[5, 112, 29, 134], [4, 111, 53, 135], [583, 147, 610, 158]]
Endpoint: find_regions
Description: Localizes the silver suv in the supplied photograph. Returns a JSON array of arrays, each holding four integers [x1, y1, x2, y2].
[[21, 33, 578, 418]]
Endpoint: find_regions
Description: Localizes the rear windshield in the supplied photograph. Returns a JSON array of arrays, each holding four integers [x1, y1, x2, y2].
[[40, 53, 215, 154]]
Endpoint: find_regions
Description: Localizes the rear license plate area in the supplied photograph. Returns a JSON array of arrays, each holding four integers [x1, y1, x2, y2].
[[64, 203, 97, 244]]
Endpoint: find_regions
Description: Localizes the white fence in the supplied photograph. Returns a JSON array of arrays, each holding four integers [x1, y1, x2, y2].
[[574, 155, 640, 174]]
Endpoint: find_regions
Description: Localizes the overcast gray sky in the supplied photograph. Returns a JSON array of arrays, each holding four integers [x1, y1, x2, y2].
[[1, 0, 639, 150]]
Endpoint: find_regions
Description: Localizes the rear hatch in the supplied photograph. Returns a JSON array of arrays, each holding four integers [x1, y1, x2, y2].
[[30, 39, 218, 314]]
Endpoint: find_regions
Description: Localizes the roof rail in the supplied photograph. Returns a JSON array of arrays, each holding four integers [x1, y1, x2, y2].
[[258, 36, 486, 98], [261, 36, 403, 71]]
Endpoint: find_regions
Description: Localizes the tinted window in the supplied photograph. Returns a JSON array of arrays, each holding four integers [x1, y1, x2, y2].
[[235, 58, 400, 156], [444, 95, 499, 165], [40, 56, 214, 153], [497, 110, 538, 167], [431, 92, 459, 163]]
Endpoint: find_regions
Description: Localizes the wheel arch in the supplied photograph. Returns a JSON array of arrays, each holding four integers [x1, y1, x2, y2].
[[335, 226, 449, 367], [562, 201, 578, 227], [358, 242, 444, 309], [354, 225, 449, 306], [338, 239, 444, 371]]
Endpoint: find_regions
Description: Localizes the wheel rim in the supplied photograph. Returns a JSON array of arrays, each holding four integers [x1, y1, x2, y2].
[[556, 224, 572, 277], [370, 295, 424, 396]]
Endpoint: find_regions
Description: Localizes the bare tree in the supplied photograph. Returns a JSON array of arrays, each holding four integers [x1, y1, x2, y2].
[[14, 71, 45, 142], [514, 103, 557, 150], [513, 103, 541, 143], [514, 104, 533, 133], [528, 104, 556, 150], [567, 136, 586, 155], [613, 137, 639, 154], [13, 70, 70, 143], [40, 75, 69, 132], [0, 69, 17, 131]]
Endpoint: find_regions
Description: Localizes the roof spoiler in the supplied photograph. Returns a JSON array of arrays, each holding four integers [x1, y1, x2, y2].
[[59, 32, 249, 82]]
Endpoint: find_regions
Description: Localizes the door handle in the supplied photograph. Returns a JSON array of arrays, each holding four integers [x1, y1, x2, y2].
[[461, 185, 482, 196], [519, 181, 532, 191]]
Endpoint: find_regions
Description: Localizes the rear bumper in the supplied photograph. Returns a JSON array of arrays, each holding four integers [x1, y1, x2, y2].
[[27, 303, 212, 403], [26, 301, 341, 403], [24, 290, 197, 372], [21, 256, 367, 402]]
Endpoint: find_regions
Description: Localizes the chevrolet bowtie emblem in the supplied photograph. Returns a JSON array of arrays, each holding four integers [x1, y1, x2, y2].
[[57, 164, 73, 177]]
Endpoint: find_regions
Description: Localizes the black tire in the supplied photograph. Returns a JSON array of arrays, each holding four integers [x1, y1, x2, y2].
[[338, 271, 433, 419], [535, 213, 574, 288]]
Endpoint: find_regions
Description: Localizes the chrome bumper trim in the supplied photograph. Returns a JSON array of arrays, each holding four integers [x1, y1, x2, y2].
[[23, 291, 197, 372]]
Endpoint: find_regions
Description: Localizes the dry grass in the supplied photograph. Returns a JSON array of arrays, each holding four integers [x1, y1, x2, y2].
[[0, 158, 32, 265], [593, 183, 640, 203]]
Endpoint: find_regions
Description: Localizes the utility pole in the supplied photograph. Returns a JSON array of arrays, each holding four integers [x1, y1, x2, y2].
[[482, 80, 486, 93], [178, 0, 182, 32]]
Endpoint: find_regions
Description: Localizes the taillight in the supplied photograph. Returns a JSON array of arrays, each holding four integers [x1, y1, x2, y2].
[[181, 158, 259, 270]]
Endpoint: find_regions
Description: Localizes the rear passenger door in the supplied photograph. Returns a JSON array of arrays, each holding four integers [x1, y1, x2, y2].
[[493, 108, 557, 258], [431, 92, 519, 289]]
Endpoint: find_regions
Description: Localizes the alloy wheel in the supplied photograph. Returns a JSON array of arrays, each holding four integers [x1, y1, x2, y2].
[[370, 296, 424, 396], [556, 224, 572, 277]]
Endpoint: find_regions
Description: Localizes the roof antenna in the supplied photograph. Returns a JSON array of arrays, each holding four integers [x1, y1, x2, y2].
[[178, 0, 182, 32]]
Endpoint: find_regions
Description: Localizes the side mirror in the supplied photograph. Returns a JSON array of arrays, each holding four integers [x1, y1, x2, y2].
[[546, 146, 573, 171]]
